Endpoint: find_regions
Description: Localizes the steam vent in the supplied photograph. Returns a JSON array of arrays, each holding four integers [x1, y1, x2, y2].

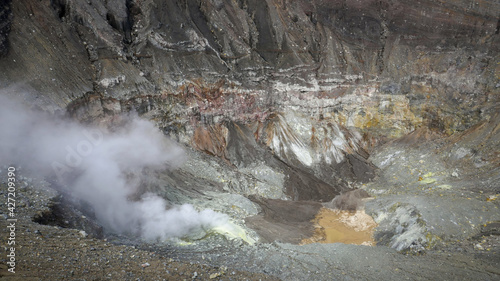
[[1, 0, 499, 279]]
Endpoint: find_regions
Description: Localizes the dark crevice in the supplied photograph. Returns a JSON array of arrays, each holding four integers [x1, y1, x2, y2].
[[33, 195, 104, 239], [50, 0, 67, 20], [123, 0, 137, 45], [106, 12, 120, 31], [0, 0, 12, 57], [104, 0, 137, 46]]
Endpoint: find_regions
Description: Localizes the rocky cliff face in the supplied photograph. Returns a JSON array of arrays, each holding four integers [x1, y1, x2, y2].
[[1, 4, 498, 188], [0, 1, 499, 278], [0, 0, 11, 57], [1, 0, 498, 129]]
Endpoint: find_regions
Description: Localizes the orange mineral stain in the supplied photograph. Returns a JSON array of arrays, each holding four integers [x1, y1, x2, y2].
[[301, 208, 377, 246]]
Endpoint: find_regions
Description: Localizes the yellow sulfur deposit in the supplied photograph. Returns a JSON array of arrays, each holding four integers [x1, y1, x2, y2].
[[419, 172, 437, 184], [212, 222, 257, 245]]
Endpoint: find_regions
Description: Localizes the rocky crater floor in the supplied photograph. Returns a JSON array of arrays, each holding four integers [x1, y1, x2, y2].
[[0, 0, 499, 280]]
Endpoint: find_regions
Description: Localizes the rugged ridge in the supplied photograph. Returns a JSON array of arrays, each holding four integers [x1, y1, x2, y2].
[[0, 0, 498, 133]]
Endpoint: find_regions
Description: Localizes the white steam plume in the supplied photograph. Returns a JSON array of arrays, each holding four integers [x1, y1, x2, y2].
[[0, 95, 229, 240]]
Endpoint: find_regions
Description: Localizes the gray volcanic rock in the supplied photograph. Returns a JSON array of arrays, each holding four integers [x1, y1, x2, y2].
[[0, 0, 11, 57], [1, 0, 498, 125]]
